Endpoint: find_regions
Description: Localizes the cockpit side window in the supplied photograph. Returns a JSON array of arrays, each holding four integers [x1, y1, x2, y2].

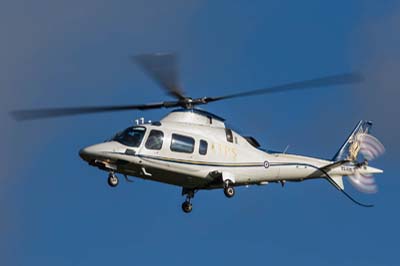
[[225, 128, 233, 143], [145, 130, 164, 150], [170, 134, 195, 153], [113, 126, 146, 147], [199, 140, 208, 155]]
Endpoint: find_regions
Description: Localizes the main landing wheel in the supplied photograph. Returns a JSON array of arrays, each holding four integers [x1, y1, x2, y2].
[[181, 188, 195, 213], [107, 173, 119, 187], [224, 186, 235, 198], [181, 201, 193, 213]]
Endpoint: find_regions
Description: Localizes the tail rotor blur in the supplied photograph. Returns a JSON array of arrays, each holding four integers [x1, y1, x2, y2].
[[347, 132, 385, 193], [348, 172, 378, 194], [358, 133, 385, 161]]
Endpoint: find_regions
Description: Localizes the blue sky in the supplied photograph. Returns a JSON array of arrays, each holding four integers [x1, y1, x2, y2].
[[1, 1, 400, 265]]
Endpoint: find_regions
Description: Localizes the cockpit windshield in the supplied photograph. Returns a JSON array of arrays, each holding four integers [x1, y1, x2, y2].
[[112, 126, 146, 147]]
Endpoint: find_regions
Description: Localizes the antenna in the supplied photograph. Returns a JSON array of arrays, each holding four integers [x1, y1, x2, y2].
[[134, 117, 146, 125], [283, 145, 290, 154]]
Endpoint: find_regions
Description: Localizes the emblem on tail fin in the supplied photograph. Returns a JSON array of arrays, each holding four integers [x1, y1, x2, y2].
[[333, 120, 373, 161], [348, 136, 360, 161], [347, 133, 384, 162]]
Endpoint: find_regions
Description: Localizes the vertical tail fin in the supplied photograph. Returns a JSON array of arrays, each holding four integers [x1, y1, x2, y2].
[[332, 120, 373, 161]]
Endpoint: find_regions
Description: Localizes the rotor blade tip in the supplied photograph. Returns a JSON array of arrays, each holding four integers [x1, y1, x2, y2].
[[9, 111, 24, 121], [350, 72, 365, 83]]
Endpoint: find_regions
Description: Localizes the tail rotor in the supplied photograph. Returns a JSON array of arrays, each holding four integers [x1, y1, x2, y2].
[[347, 132, 385, 193], [348, 171, 377, 194], [358, 133, 385, 161]]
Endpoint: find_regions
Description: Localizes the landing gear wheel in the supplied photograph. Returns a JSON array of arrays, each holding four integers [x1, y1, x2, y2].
[[224, 186, 235, 198], [107, 174, 119, 187], [181, 201, 193, 213], [181, 188, 196, 213]]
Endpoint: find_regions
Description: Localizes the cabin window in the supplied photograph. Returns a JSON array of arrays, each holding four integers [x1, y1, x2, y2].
[[171, 134, 195, 153], [113, 126, 146, 147], [145, 130, 164, 150], [225, 128, 233, 143], [199, 140, 208, 155]]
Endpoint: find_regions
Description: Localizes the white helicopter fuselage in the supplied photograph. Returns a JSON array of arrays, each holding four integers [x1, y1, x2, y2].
[[79, 109, 381, 190], [13, 51, 384, 212]]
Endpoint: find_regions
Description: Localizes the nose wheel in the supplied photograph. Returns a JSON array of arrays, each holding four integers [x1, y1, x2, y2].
[[107, 173, 119, 187]]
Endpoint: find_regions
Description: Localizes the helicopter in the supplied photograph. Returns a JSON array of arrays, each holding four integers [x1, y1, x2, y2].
[[11, 53, 385, 213]]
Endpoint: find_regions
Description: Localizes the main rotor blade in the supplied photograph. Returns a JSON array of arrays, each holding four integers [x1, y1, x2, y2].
[[11, 101, 179, 121], [204, 73, 363, 103], [133, 53, 186, 100]]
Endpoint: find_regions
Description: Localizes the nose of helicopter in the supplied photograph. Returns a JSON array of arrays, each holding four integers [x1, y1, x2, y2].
[[79, 141, 126, 163], [79, 145, 98, 162], [79, 143, 109, 162]]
